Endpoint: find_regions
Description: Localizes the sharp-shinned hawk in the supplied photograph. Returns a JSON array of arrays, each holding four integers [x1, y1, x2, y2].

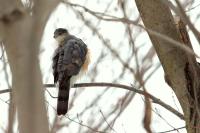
[[52, 28, 89, 115]]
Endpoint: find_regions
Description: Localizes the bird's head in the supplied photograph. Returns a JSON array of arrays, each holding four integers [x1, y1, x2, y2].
[[54, 28, 69, 44]]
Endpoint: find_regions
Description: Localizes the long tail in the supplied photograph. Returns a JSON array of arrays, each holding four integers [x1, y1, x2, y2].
[[57, 78, 70, 115]]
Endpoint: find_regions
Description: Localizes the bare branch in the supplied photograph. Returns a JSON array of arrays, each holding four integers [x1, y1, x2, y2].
[[0, 82, 184, 120], [162, 0, 200, 46], [46, 101, 108, 133], [99, 110, 117, 133], [73, 83, 184, 120], [66, 1, 199, 59], [0, 89, 10, 94], [154, 126, 185, 133]]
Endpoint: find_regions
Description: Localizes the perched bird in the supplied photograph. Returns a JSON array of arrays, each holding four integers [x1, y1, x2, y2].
[[52, 28, 89, 115]]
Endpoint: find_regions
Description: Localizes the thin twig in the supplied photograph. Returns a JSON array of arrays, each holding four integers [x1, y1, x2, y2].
[[162, 0, 200, 47], [45, 89, 57, 98], [152, 107, 181, 133], [154, 126, 185, 133], [99, 109, 117, 133], [185, 3, 200, 12], [175, 0, 200, 45], [1, 43, 15, 133], [76, 11, 136, 74], [67, 1, 199, 58], [72, 83, 184, 120], [46, 101, 108, 133]]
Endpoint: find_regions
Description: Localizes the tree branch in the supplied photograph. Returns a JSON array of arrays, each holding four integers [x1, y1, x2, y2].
[[73, 82, 184, 120], [0, 89, 10, 94], [0, 82, 184, 120]]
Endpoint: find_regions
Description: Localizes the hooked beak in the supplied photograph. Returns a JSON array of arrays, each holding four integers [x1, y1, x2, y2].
[[53, 35, 57, 38]]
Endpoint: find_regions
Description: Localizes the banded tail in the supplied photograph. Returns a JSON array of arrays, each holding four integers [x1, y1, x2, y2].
[[57, 78, 70, 115]]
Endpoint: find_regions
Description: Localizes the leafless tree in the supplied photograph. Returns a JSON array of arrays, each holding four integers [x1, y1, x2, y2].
[[0, 0, 199, 133], [0, 0, 59, 133]]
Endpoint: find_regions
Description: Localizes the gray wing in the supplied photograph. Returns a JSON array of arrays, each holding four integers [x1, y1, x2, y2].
[[52, 47, 60, 84], [61, 37, 87, 76]]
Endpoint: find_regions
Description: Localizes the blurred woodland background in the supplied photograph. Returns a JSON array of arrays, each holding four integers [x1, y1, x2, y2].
[[0, 0, 200, 133]]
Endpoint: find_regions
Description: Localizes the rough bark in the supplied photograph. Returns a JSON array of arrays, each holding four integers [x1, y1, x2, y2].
[[135, 0, 200, 133]]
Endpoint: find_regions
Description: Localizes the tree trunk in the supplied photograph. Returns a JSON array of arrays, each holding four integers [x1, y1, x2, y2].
[[0, 0, 59, 132], [135, 0, 200, 132]]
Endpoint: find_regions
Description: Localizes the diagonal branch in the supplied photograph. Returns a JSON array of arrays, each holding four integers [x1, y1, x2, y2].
[[72, 82, 184, 120], [162, 0, 200, 46]]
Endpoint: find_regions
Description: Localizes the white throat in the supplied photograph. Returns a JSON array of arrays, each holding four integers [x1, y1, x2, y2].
[[55, 35, 67, 45]]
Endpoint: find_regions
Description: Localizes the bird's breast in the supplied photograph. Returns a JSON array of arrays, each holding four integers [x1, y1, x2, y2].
[[70, 49, 90, 86]]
